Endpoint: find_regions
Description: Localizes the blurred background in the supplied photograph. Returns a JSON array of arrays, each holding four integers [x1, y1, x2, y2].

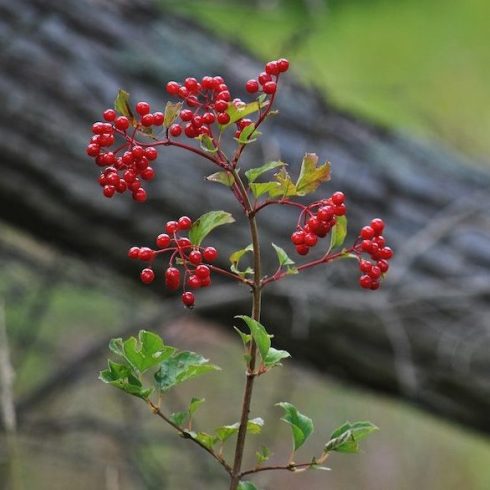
[[1, 0, 489, 489]]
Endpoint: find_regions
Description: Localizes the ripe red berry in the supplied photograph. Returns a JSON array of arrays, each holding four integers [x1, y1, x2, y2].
[[132, 188, 147, 202], [103, 109, 116, 121], [182, 291, 195, 307], [331, 191, 345, 205], [178, 86, 189, 98], [291, 231, 305, 245], [177, 238, 191, 249], [258, 72, 272, 85], [180, 109, 193, 122], [334, 203, 347, 216], [203, 247, 218, 262], [202, 112, 215, 124], [128, 246, 140, 259], [201, 76, 214, 89], [214, 100, 229, 113], [115, 116, 130, 131], [377, 259, 389, 273], [359, 275, 373, 289], [140, 268, 155, 284], [277, 58, 290, 72], [379, 247, 393, 260], [360, 226, 375, 240], [263, 81, 277, 94], [359, 259, 372, 274], [153, 112, 164, 126], [217, 112, 230, 125], [141, 113, 154, 126], [368, 266, 382, 279], [184, 123, 198, 138], [188, 250, 202, 265], [296, 244, 310, 256], [156, 234, 171, 248], [317, 206, 334, 222], [184, 77, 198, 91], [165, 267, 180, 290], [170, 124, 182, 137], [187, 275, 201, 289], [246, 79, 259, 93], [165, 221, 179, 234], [265, 61, 279, 75], [166, 81, 180, 95], [86, 144, 100, 157], [136, 102, 150, 116], [304, 233, 318, 247], [370, 218, 385, 235], [195, 265, 210, 279], [144, 147, 158, 161]]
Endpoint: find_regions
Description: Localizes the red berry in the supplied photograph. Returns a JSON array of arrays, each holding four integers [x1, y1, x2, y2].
[[246, 79, 259, 93], [201, 76, 214, 89], [373, 235, 386, 248], [178, 86, 189, 98], [202, 112, 216, 124], [138, 247, 155, 261], [265, 61, 279, 75], [377, 259, 389, 273], [200, 276, 211, 287], [188, 250, 202, 265], [187, 275, 201, 289], [115, 116, 130, 131], [182, 292, 195, 307], [136, 102, 150, 116], [102, 185, 115, 198], [132, 146, 144, 159], [141, 167, 155, 181], [153, 112, 164, 126], [315, 222, 330, 238], [304, 233, 318, 247], [203, 247, 218, 262], [192, 115, 203, 128], [215, 100, 229, 113], [296, 244, 310, 256], [145, 147, 158, 160], [359, 259, 372, 274], [177, 238, 191, 248], [184, 77, 198, 91], [195, 265, 210, 279], [331, 191, 345, 205], [216, 90, 231, 101], [370, 280, 380, 290], [140, 268, 155, 284], [368, 266, 382, 279], [334, 203, 346, 216], [263, 81, 277, 94], [317, 206, 334, 222], [86, 144, 100, 157], [277, 58, 290, 72], [166, 81, 180, 95], [132, 188, 147, 202], [360, 226, 375, 240], [165, 267, 180, 281], [258, 72, 272, 85], [291, 231, 305, 245], [170, 124, 182, 137], [166, 221, 179, 234], [217, 112, 230, 124], [359, 275, 372, 289], [128, 246, 140, 259], [184, 123, 198, 138], [180, 109, 193, 122], [103, 109, 116, 121], [370, 218, 384, 235], [379, 247, 393, 260], [156, 234, 171, 248]]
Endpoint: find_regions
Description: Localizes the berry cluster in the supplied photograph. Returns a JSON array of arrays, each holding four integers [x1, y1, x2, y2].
[[354, 218, 393, 290], [127, 216, 218, 307], [86, 105, 162, 202], [290, 191, 346, 255], [165, 58, 289, 140]]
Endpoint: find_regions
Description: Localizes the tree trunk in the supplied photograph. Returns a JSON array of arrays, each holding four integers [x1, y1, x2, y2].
[[1, 0, 489, 434]]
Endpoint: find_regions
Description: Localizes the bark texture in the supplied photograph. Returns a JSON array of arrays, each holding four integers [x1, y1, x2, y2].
[[1, 0, 489, 433]]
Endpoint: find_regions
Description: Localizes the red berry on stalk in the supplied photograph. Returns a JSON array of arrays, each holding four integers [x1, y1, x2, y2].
[[265, 61, 279, 75], [379, 247, 393, 260], [132, 188, 147, 202], [217, 112, 230, 125], [246, 79, 259, 93], [359, 259, 372, 274], [203, 247, 218, 262], [128, 246, 140, 259], [156, 234, 171, 248], [258, 72, 272, 85], [103, 109, 116, 121], [103, 185, 115, 198], [153, 112, 164, 126], [178, 216, 192, 230], [136, 102, 150, 116], [184, 123, 198, 138], [334, 203, 346, 216], [184, 77, 198, 91], [86, 144, 100, 157], [291, 231, 305, 245], [145, 147, 158, 161], [277, 58, 290, 72], [187, 275, 201, 289], [115, 116, 129, 131], [140, 268, 155, 284], [138, 247, 155, 261], [263, 81, 277, 94], [178, 86, 189, 98], [378, 259, 389, 273], [177, 237, 191, 249], [359, 275, 372, 289], [141, 165, 155, 181], [304, 233, 318, 247], [331, 191, 345, 205], [166, 81, 180, 95], [195, 265, 210, 279], [182, 292, 195, 307], [170, 124, 182, 137], [166, 221, 179, 234], [188, 250, 202, 265], [360, 226, 375, 240], [214, 100, 229, 113], [296, 244, 310, 256], [180, 109, 193, 122], [370, 218, 385, 235]]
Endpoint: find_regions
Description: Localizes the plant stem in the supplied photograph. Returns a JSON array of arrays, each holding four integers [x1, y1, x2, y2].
[[229, 171, 262, 490]]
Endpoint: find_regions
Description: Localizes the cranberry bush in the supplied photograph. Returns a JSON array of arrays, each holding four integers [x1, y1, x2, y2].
[[87, 58, 390, 489]]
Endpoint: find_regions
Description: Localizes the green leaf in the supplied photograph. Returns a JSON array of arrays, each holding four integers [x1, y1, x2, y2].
[[247, 417, 264, 434], [108, 338, 124, 356], [189, 210, 235, 246], [237, 482, 258, 490], [164, 101, 182, 128], [207, 171, 235, 187], [276, 402, 314, 452], [329, 215, 348, 251], [215, 423, 239, 443], [114, 89, 135, 124], [170, 410, 188, 427], [264, 347, 291, 368], [234, 327, 252, 348], [237, 123, 259, 144], [325, 421, 378, 453], [198, 134, 218, 153], [235, 316, 271, 362], [229, 243, 254, 276], [99, 360, 153, 400], [245, 161, 285, 183], [154, 351, 220, 392], [268, 168, 298, 198], [249, 181, 281, 199], [223, 100, 268, 128], [195, 431, 218, 449], [295, 153, 331, 196], [189, 397, 205, 416], [255, 445, 272, 465], [123, 330, 175, 374], [271, 243, 297, 274]]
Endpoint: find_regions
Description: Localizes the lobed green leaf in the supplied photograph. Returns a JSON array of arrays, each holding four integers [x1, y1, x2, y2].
[[249, 181, 281, 198], [276, 402, 314, 452], [255, 445, 272, 465], [295, 153, 331, 196], [99, 360, 153, 400], [189, 210, 235, 246]]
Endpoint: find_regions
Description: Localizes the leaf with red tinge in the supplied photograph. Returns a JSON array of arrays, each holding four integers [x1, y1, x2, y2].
[[295, 153, 331, 195]]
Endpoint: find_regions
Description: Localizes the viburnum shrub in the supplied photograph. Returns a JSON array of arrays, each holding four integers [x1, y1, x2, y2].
[[88, 58, 391, 489]]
